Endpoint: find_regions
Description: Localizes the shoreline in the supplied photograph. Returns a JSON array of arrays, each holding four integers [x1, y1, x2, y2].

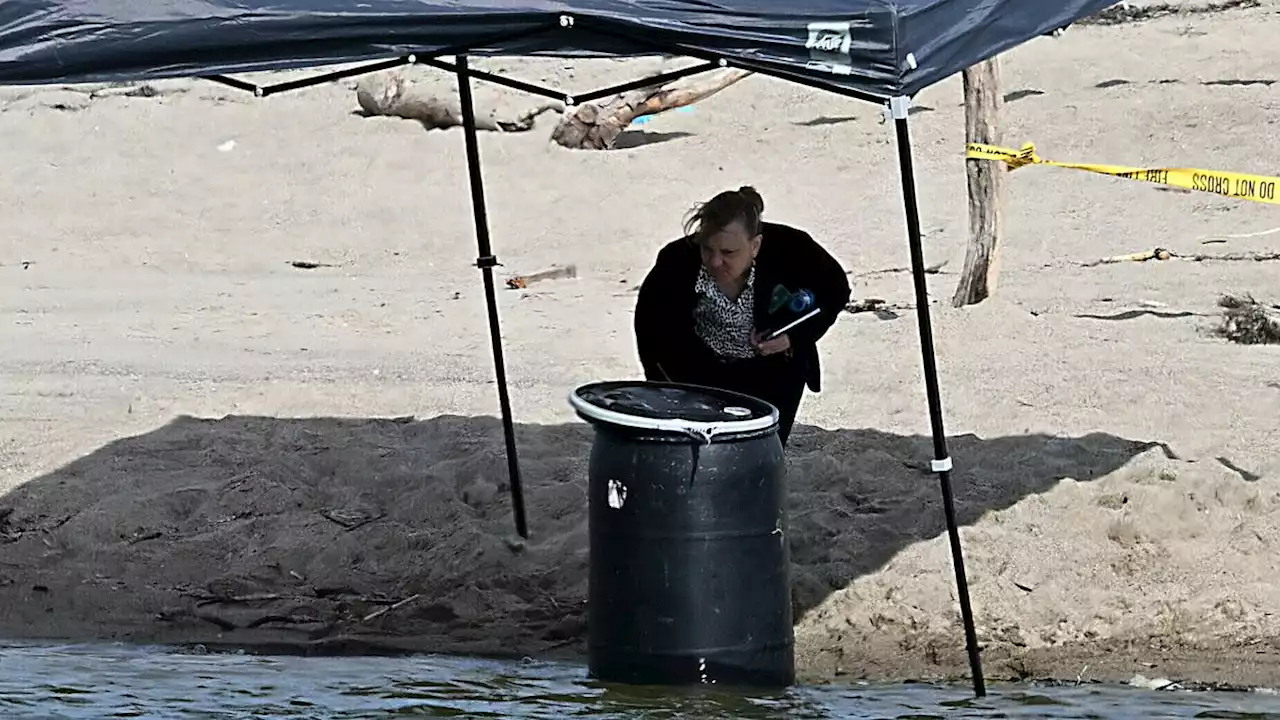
[[3, 414, 1278, 692], [2, 625, 1279, 692]]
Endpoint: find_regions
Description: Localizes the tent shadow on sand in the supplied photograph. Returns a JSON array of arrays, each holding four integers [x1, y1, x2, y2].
[[0, 414, 1159, 661]]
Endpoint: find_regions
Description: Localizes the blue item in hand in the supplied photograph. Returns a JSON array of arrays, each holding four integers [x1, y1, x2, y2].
[[787, 289, 815, 313]]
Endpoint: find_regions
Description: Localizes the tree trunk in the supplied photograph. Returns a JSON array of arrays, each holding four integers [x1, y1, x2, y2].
[[550, 69, 752, 150], [952, 58, 1006, 308]]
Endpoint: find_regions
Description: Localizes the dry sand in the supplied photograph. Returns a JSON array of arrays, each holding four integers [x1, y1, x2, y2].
[[3, 1, 1280, 688]]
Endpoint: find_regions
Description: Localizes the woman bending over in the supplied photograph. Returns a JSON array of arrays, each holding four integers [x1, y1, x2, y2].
[[633, 186, 851, 445]]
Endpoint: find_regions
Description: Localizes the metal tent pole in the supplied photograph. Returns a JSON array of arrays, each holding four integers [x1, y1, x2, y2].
[[889, 95, 986, 698], [455, 56, 528, 539]]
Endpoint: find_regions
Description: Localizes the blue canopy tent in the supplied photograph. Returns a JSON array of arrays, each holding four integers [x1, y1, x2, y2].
[[0, 0, 1121, 695]]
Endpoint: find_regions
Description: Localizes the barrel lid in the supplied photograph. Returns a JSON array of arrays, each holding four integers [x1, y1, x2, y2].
[[568, 380, 778, 440]]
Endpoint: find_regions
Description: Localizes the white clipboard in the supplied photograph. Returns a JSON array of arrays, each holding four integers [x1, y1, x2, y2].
[[762, 306, 821, 341]]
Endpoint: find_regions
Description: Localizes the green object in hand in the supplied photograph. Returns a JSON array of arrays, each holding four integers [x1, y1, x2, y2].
[[768, 284, 792, 314]]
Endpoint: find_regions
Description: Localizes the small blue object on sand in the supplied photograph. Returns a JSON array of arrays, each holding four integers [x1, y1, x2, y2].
[[630, 106, 696, 126]]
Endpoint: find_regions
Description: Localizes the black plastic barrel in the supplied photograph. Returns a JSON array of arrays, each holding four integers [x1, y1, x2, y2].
[[568, 380, 794, 688]]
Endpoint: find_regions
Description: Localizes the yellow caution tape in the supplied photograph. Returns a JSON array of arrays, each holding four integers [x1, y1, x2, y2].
[[966, 142, 1280, 206]]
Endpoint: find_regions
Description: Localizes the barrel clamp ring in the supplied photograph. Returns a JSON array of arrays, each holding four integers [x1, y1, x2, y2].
[[930, 457, 953, 473], [683, 426, 714, 446]]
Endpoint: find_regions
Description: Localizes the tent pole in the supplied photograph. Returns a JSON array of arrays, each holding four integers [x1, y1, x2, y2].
[[455, 56, 529, 539], [889, 95, 985, 698]]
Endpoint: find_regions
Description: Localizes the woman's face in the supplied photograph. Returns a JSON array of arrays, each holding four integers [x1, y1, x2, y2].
[[699, 220, 761, 283]]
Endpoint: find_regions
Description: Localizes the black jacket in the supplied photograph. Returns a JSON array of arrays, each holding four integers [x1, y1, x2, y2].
[[634, 222, 851, 393]]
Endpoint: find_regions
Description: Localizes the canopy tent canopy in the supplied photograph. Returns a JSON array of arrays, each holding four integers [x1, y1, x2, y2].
[[0, 0, 1124, 697], [0, 0, 1111, 99]]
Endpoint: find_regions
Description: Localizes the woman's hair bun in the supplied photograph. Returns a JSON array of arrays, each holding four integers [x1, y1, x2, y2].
[[737, 186, 765, 215], [681, 185, 766, 241]]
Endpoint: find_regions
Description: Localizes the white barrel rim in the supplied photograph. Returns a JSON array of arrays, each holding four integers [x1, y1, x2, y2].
[[567, 382, 779, 440]]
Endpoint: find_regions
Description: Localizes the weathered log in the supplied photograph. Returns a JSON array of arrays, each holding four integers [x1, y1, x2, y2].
[[550, 69, 752, 150], [354, 67, 751, 149], [355, 73, 563, 132]]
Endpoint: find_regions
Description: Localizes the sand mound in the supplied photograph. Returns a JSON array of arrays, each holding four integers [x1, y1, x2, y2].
[[5, 411, 1231, 679], [797, 446, 1280, 680], [1, 415, 594, 657]]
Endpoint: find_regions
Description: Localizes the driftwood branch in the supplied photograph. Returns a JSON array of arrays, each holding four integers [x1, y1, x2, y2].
[[355, 73, 563, 132], [361, 593, 422, 623], [1081, 247, 1175, 266], [551, 69, 751, 150], [191, 592, 288, 607], [1075, 248, 1280, 267], [505, 264, 577, 290], [853, 260, 948, 278], [353, 68, 751, 150]]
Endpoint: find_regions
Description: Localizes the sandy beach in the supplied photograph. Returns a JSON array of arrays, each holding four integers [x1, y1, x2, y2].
[[3, 0, 1280, 688]]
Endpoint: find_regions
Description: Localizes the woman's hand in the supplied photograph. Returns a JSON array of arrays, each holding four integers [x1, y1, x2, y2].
[[753, 331, 791, 356]]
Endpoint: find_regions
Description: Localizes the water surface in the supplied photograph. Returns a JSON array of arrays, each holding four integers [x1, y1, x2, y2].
[[2, 642, 1279, 718]]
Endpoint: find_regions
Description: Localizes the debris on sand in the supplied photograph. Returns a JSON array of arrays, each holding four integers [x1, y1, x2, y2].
[[1082, 0, 1261, 26], [506, 264, 577, 290], [1216, 294, 1280, 345]]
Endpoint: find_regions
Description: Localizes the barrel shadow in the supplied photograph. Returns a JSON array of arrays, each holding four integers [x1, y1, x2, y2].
[[0, 414, 1158, 658]]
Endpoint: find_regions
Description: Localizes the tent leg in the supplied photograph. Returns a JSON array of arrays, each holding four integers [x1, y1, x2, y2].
[[889, 97, 985, 698], [455, 56, 528, 539]]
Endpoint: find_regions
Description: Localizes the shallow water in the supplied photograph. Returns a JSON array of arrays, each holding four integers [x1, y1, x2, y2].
[[2, 642, 1279, 719]]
